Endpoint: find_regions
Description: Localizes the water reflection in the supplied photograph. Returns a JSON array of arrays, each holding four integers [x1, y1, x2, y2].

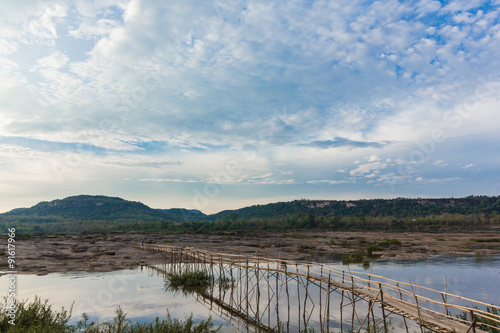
[[4, 267, 237, 330], [1, 254, 498, 332]]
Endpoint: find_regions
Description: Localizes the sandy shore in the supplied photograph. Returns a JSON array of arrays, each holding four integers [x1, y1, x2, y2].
[[1, 231, 499, 276]]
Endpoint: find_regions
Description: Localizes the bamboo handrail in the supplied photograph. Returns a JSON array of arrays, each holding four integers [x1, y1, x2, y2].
[[143, 243, 500, 329]]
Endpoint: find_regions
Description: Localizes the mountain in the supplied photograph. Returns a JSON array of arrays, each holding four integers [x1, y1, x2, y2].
[[1, 195, 170, 222], [211, 196, 500, 220], [0, 195, 209, 224], [1, 194, 499, 234], [156, 208, 206, 221]]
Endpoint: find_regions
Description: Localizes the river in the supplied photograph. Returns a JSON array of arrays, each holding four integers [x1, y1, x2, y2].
[[2, 254, 499, 332]]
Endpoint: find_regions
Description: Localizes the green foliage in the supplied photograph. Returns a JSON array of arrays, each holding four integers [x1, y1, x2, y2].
[[280, 233, 309, 239], [74, 306, 220, 332], [376, 238, 402, 247], [365, 244, 381, 256], [164, 270, 233, 297], [471, 238, 500, 243], [0, 296, 72, 332], [0, 297, 220, 333], [166, 271, 213, 290], [341, 253, 366, 265], [456, 306, 500, 333]]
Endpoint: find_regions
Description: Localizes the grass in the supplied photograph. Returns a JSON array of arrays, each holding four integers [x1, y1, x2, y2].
[[164, 270, 233, 296], [0, 297, 220, 332], [75, 307, 220, 333], [471, 238, 500, 243], [0, 296, 71, 332], [166, 271, 213, 289], [357, 237, 367, 244], [280, 233, 309, 239], [376, 238, 402, 247]]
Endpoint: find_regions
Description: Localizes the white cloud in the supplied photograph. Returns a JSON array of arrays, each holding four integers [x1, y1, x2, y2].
[[307, 180, 352, 185], [441, 0, 486, 14], [140, 178, 198, 183], [69, 19, 120, 40], [368, 154, 381, 162], [24, 4, 68, 42], [0, 0, 499, 212], [33, 51, 69, 69], [433, 160, 449, 167], [350, 161, 388, 177], [0, 57, 26, 88], [415, 176, 461, 183]]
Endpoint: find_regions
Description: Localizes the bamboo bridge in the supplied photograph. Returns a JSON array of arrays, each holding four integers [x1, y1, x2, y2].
[[143, 244, 500, 333]]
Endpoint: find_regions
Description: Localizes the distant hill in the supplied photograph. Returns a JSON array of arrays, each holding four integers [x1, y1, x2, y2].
[[211, 196, 500, 220], [0, 195, 208, 230], [1, 195, 171, 222], [156, 208, 206, 221], [1, 194, 499, 233]]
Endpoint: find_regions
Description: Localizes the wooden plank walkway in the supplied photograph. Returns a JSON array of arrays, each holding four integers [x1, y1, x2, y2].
[[144, 244, 499, 333]]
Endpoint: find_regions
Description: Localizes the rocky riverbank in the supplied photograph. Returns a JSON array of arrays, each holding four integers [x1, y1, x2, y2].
[[1, 231, 499, 275]]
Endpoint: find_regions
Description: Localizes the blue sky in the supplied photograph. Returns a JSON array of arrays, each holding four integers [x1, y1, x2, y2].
[[0, 0, 499, 214]]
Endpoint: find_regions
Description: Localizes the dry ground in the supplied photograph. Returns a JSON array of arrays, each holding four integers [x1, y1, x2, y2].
[[1, 231, 499, 275]]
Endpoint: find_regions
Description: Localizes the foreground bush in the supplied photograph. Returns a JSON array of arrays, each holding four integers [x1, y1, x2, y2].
[[0, 297, 220, 333]]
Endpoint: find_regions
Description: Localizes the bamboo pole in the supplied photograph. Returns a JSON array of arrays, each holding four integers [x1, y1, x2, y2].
[[410, 281, 424, 333], [397, 282, 409, 333], [256, 257, 260, 321], [285, 264, 290, 333], [276, 266, 280, 329], [246, 255, 249, 319], [340, 271, 344, 333], [442, 275, 449, 316], [319, 265, 323, 332], [468, 310, 477, 333], [356, 291, 380, 333], [379, 283, 388, 333], [351, 275, 356, 329], [297, 264, 302, 331], [304, 264, 310, 330], [327, 270, 331, 333], [267, 259, 271, 329]]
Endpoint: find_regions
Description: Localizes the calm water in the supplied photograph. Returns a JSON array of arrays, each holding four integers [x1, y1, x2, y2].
[[1, 254, 499, 331]]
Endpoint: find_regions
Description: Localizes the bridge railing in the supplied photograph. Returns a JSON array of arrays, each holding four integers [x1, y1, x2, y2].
[[143, 243, 500, 332]]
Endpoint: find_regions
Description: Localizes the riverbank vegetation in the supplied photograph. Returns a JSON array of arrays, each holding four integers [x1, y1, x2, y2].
[[0, 297, 220, 332]]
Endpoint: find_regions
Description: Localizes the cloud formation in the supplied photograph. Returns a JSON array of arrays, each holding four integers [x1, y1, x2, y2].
[[0, 0, 499, 213]]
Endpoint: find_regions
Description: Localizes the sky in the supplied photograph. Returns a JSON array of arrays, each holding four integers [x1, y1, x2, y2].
[[0, 0, 499, 214]]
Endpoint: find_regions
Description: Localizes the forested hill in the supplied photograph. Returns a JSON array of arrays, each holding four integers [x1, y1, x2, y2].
[[0, 195, 203, 223], [1, 195, 499, 233], [211, 196, 500, 220]]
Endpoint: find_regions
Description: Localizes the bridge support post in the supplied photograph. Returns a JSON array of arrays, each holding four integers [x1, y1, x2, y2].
[[379, 283, 388, 333], [340, 271, 344, 333], [468, 310, 477, 333], [319, 265, 323, 332], [397, 282, 409, 333], [328, 271, 332, 333], [410, 281, 424, 333]]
